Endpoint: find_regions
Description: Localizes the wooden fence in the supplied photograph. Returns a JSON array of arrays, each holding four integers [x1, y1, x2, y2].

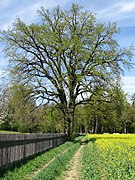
[[0, 133, 67, 172]]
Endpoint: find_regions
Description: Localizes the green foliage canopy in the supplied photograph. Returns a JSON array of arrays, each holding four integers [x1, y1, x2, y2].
[[0, 4, 133, 137]]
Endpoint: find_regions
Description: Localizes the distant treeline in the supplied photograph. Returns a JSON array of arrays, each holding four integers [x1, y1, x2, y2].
[[0, 84, 135, 135]]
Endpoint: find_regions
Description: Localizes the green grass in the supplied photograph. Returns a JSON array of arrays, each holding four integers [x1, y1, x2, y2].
[[33, 142, 80, 180], [0, 130, 20, 134], [0, 141, 75, 180]]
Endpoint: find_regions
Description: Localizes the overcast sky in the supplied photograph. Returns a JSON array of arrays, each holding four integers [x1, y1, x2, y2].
[[0, 0, 135, 95]]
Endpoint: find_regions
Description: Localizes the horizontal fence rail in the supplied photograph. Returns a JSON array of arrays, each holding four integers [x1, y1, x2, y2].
[[0, 133, 67, 172]]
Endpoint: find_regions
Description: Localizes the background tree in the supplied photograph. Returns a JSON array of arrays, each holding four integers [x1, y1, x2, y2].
[[4, 84, 41, 132], [0, 4, 133, 138], [74, 78, 130, 134], [0, 81, 11, 130], [40, 105, 64, 133], [0, 82, 10, 115], [126, 94, 135, 133]]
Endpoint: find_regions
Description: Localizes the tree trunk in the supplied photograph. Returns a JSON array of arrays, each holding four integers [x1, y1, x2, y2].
[[67, 117, 71, 139], [63, 117, 67, 133], [65, 108, 75, 140], [95, 119, 98, 134], [124, 123, 127, 134], [92, 112, 98, 134], [101, 126, 104, 134], [91, 121, 94, 133], [60, 99, 75, 140], [85, 126, 88, 133]]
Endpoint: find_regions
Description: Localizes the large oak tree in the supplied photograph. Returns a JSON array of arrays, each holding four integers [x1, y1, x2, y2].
[[0, 4, 133, 138]]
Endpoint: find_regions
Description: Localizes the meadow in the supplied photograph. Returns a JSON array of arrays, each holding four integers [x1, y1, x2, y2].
[[0, 130, 20, 134], [1, 134, 135, 179]]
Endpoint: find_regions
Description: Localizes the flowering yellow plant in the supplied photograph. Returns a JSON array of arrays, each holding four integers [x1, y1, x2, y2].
[[82, 134, 135, 179]]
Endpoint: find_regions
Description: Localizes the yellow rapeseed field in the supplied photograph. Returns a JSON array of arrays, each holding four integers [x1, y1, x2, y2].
[[82, 134, 135, 179]]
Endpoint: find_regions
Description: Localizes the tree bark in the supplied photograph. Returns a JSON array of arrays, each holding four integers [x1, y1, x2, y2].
[[63, 106, 75, 140], [124, 123, 127, 134]]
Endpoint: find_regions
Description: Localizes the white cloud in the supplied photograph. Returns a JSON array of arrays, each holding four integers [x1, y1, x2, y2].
[[122, 76, 135, 95], [0, 2, 41, 29], [96, 1, 135, 24], [0, 0, 72, 29], [120, 2, 135, 12], [0, 70, 4, 76], [0, 0, 12, 7], [0, 69, 7, 81], [0, 58, 8, 67]]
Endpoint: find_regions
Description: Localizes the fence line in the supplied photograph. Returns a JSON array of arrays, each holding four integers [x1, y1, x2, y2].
[[0, 133, 67, 172]]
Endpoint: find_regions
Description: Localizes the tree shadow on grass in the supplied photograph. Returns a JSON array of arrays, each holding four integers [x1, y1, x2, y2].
[[73, 135, 97, 145], [89, 138, 97, 143]]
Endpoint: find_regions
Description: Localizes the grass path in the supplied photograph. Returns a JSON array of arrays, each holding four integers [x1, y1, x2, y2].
[[58, 145, 85, 180], [24, 158, 55, 180], [24, 147, 72, 180], [0, 141, 79, 180]]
